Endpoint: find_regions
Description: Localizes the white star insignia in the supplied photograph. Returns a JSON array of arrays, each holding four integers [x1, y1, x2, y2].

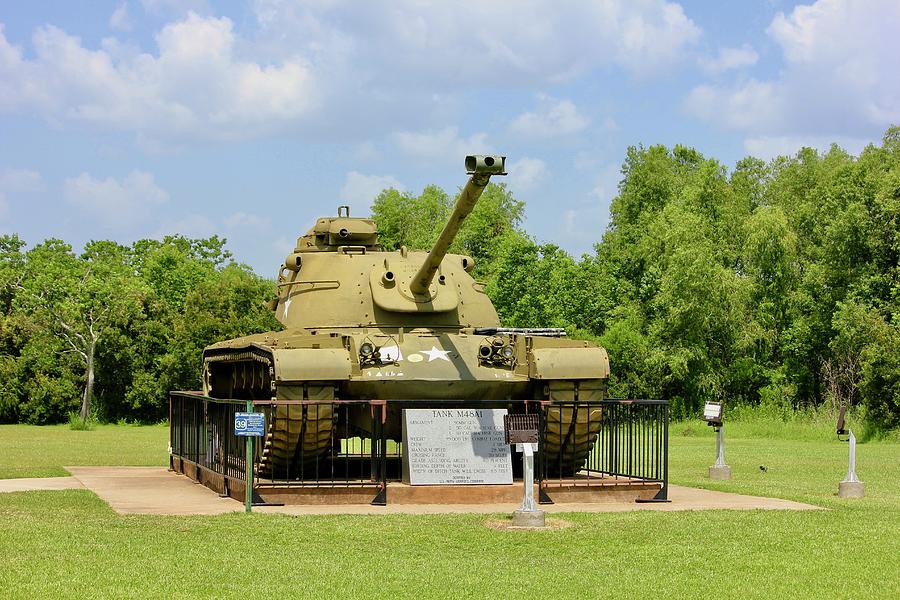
[[421, 346, 451, 362]]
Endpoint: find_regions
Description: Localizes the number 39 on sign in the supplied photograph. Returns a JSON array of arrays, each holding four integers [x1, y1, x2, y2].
[[234, 412, 265, 437]]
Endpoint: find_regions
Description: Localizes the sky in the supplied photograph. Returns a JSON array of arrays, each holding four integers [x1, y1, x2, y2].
[[1, 0, 898, 275]]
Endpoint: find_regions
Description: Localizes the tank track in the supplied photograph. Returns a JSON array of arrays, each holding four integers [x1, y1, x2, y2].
[[542, 404, 603, 477], [259, 403, 335, 477], [205, 349, 335, 478]]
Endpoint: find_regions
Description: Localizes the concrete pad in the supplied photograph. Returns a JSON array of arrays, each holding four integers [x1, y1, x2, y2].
[[66, 467, 242, 515], [838, 481, 865, 498], [0, 476, 84, 493], [64, 467, 822, 516]]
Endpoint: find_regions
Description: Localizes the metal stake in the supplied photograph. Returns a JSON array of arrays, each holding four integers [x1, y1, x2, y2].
[[512, 442, 544, 527], [245, 399, 253, 514], [838, 430, 864, 498], [715, 425, 726, 468], [708, 424, 732, 480], [843, 431, 860, 484], [519, 443, 537, 512]]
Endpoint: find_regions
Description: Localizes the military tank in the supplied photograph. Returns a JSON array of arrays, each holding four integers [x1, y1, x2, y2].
[[202, 155, 610, 477]]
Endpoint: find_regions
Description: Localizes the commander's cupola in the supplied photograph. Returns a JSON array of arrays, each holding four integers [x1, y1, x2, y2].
[[293, 206, 380, 254]]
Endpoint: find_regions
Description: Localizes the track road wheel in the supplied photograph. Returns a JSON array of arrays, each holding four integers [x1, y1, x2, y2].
[[541, 380, 605, 477], [259, 403, 335, 477]]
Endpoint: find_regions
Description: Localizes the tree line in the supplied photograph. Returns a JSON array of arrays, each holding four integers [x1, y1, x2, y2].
[[1, 127, 898, 430], [373, 127, 900, 430], [0, 236, 278, 424]]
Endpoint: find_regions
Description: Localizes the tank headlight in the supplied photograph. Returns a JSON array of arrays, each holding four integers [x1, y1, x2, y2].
[[360, 342, 375, 356], [500, 345, 514, 360], [479, 345, 493, 358]]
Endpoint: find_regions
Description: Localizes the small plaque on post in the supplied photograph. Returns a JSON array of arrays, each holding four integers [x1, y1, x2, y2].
[[235, 412, 265, 437], [703, 402, 723, 427], [504, 414, 539, 445]]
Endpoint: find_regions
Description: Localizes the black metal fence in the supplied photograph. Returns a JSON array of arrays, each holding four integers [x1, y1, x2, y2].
[[169, 392, 251, 491], [169, 392, 668, 505], [538, 399, 669, 502]]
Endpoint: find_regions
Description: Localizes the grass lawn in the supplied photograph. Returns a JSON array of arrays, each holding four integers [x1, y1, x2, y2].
[[0, 423, 169, 478], [1, 421, 898, 598]]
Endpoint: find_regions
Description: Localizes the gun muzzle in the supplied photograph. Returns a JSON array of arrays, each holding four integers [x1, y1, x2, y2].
[[465, 155, 507, 175]]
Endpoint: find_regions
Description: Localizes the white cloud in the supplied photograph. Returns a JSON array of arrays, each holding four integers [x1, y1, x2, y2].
[[1, 1, 699, 148], [339, 171, 404, 214], [392, 127, 493, 161], [352, 141, 378, 161], [507, 158, 547, 193], [591, 163, 623, 204], [224, 212, 271, 231], [743, 135, 872, 161], [555, 162, 620, 247], [0, 168, 43, 193], [110, 3, 133, 32], [698, 44, 758, 75], [685, 0, 900, 144], [272, 235, 296, 255], [64, 170, 169, 228], [0, 168, 43, 220], [0, 14, 317, 141], [685, 79, 783, 130], [155, 214, 216, 238], [510, 95, 590, 138], [141, 0, 210, 16], [252, 1, 700, 82]]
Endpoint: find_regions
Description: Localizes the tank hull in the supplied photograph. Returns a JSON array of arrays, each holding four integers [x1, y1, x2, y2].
[[203, 327, 608, 476]]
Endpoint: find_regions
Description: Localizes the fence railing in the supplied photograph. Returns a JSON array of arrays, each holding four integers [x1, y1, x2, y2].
[[538, 399, 669, 502], [170, 392, 668, 505], [169, 392, 250, 489]]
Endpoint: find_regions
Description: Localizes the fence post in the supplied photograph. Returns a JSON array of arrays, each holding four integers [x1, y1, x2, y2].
[[245, 399, 254, 513]]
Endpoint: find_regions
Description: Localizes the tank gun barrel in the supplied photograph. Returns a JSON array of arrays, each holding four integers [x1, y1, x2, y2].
[[410, 155, 506, 295]]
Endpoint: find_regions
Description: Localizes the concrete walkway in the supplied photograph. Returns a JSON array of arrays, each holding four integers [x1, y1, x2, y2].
[[66, 467, 240, 515], [28, 467, 826, 516], [0, 476, 84, 493]]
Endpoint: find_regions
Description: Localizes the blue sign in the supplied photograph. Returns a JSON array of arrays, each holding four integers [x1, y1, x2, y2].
[[235, 412, 265, 437]]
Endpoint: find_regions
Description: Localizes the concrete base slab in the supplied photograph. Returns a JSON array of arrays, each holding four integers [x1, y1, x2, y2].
[[838, 481, 865, 498], [511, 509, 546, 528], [709, 466, 733, 480], [58, 467, 822, 516], [0, 476, 84, 493], [255, 480, 661, 505]]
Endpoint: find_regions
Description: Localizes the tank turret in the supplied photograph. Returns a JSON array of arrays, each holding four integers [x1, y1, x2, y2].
[[270, 156, 507, 328]]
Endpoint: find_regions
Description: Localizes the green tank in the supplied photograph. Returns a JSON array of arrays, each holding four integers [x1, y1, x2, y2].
[[202, 155, 610, 476]]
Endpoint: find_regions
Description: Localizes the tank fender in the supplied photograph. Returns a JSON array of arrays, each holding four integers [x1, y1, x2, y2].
[[272, 348, 352, 382], [528, 347, 609, 380]]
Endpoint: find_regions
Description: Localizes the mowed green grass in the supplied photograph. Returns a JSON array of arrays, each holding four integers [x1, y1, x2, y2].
[[0, 422, 898, 599], [0, 423, 168, 478]]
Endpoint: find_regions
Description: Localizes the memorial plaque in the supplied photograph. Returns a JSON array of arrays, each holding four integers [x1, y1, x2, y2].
[[402, 408, 513, 485]]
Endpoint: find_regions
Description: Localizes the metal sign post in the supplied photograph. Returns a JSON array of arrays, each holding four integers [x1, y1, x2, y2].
[[235, 404, 265, 513], [519, 442, 537, 512], [837, 409, 864, 498], [704, 402, 731, 480], [503, 414, 545, 527]]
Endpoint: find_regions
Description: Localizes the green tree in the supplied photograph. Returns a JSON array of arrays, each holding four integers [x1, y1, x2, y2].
[[13, 240, 146, 422]]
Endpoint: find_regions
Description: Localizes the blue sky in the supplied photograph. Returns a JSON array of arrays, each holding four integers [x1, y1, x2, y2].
[[1, 0, 898, 274]]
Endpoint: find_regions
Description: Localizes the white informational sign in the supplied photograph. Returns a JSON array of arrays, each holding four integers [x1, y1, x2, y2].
[[703, 402, 722, 421], [402, 408, 513, 485]]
